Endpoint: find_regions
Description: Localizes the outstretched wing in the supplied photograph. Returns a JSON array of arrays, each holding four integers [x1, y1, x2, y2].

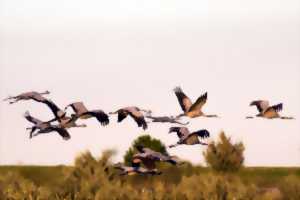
[[192, 129, 210, 139], [133, 154, 157, 170], [169, 127, 190, 139], [43, 100, 65, 121], [178, 130, 209, 145], [67, 102, 89, 116], [130, 115, 147, 130], [24, 111, 42, 124], [126, 107, 148, 130], [117, 109, 128, 122], [188, 92, 207, 112], [250, 100, 269, 113], [88, 110, 110, 126], [53, 127, 71, 140], [173, 87, 193, 112], [183, 134, 200, 145], [145, 150, 177, 165], [266, 103, 283, 113], [31, 92, 48, 102]]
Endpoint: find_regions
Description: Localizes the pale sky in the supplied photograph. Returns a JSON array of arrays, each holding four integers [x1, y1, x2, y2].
[[0, 0, 300, 166]]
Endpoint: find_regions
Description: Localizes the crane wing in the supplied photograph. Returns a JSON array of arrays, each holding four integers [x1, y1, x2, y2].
[[31, 92, 48, 102], [68, 102, 89, 116], [188, 92, 207, 112], [43, 100, 65, 121], [173, 87, 193, 112], [169, 127, 190, 139], [177, 127, 190, 138], [265, 103, 283, 113], [117, 109, 128, 122], [250, 100, 269, 113], [88, 110, 110, 126], [24, 111, 43, 124], [133, 154, 157, 170], [183, 134, 200, 145], [179, 129, 204, 143], [191, 129, 210, 139], [125, 107, 148, 130], [129, 116, 147, 130], [53, 127, 71, 140]]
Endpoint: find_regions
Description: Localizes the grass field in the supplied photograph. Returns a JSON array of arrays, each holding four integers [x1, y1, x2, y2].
[[0, 165, 68, 187], [1, 135, 300, 199], [1, 144, 299, 199], [1, 165, 299, 187], [1, 154, 300, 200]]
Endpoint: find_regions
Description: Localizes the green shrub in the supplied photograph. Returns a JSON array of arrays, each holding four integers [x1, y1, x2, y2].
[[204, 131, 245, 173]]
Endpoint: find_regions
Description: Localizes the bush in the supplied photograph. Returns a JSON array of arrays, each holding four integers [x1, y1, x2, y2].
[[204, 131, 245, 173], [174, 173, 259, 200], [279, 175, 300, 200], [58, 150, 117, 200], [0, 172, 43, 200]]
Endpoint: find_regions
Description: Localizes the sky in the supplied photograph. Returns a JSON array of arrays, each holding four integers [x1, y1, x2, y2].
[[0, 0, 300, 166]]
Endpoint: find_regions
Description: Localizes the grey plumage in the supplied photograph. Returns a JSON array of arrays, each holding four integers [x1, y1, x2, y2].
[[4, 91, 50, 104], [249, 100, 293, 119], [135, 145, 179, 166], [43, 99, 66, 122], [109, 106, 148, 130], [174, 87, 218, 118], [24, 111, 71, 140], [145, 113, 189, 125], [65, 102, 109, 126], [113, 162, 161, 176], [168, 126, 210, 148]]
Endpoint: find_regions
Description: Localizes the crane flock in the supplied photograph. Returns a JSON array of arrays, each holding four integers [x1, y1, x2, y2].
[[3, 87, 294, 176]]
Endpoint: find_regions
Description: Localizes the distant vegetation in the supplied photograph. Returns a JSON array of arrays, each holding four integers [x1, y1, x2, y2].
[[204, 131, 245, 173], [0, 132, 300, 200]]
